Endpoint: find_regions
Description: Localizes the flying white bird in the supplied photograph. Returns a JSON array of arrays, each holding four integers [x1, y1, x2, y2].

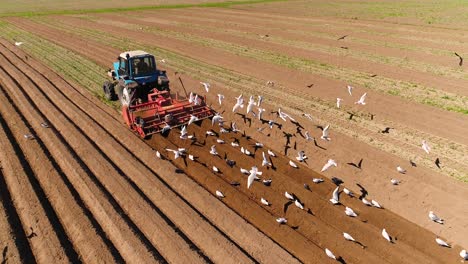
[[337, 98, 343, 108], [220, 127, 229, 133], [161, 123, 171, 134], [294, 200, 304, 210], [285, 192, 294, 200], [180, 125, 188, 139], [397, 166, 406, 174], [188, 92, 195, 104], [343, 232, 355, 242], [321, 125, 331, 141], [188, 114, 198, 126], [321, 159, 337, 172], [330, 186, 340, 205], [347, 85, 353, 96], [345, 207, 357, 217], [303, 113, 313, 121], [325, 248, 336, 260], [247, 166, 261, 189], [278, 108, 288, 121], [391, 179, 400, 185], [216, 190, 225, 198], [355, 93, 367, 105], [343, 188, 354, 197], [422, 140, 431, 154], [257, 108, 265, 120], [193, 94, 200, 105], [429, 211, 444, 224], [313, 178, 324, 183], [217, 94, 224, 105], [212, 113, 223, 126], [262, 152, 272, 167], [261, 198, 270, 206], [276, 217, 287, 224], [165, 148, 183, 159], [267, 149, 276, 157], [361, 198, 372, 206], [296, 151, 307, 162], [382, 229, 392, 242], [289, 160, 298, 168], [15, 41, 24, 46], [257, 95, 263, 106], [200, 82, 210, 92], [435, 237, 450, 247], [247, 96, 256, 114], [159, 59, 166, 63], [460, 250, 468, 260], [232, 94, 244, 112], [371, 200, 382, 208], [210, 145, 218, 156], [304, 131, 313, 141], [231, 122, 240, 133], [241, 147, 252, 156]]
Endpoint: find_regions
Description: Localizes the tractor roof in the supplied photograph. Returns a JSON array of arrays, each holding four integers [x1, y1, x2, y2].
[[119, 50, 151, 59]]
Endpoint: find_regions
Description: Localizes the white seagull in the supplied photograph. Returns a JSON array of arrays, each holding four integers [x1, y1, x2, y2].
[[216, 139, 225, 144], [325, 248, 336, 260], [188, 92, 195, 104], [156, 150, 162, 159], [343, 188, 354, 197], [240, 168, 250, 175], [261, 198, 270, 206], [276, 217, 287, 224], [361, 198, 372, 206], [257, 108, 265, 120], [343, 232, 355, 242], [330, 186, 340, 205], [304, 131, 313, 141], [435, 237, 450, 248], [216, 190, 225, 198], [289, 160, 298, 168], [247, 166, 261, 189], [460, 250, 468, 260], [294, 200, 304, 210], [247, 96, 256, 114], [180, 125, 188, 139], [200, 82, 210, 92], [345, 207, 357, 217], [336, 98, 343, 108], [267, 149, 276, 157], [391, 179, 400, 185], [347, 85, 353, 96], [188, 114, 198, 126], [257, 95, 264, 107], [285, 192, 294, 200], [422, 140, 431, 154], [262, 152, 272, 167], [321, 124, 331, 141], [396, 166, 406, 174], [15, 41, 24, 46], [355, 93, 367, 105], [212, 113, 223, 126], [429, 211, 444, 224], [232, 94, 244, 112], [217, 94, 224, 105], [321, 159, 337, 172], [371, 200, 382, 208], [209, 145, 218, 156], [231, 122, 240, 133], [296, 151, 307, 162], [212, 166, 220, 173], [312, 178, 324, 183], [165, 148, 183, 159], [382, 229, 392, 243]]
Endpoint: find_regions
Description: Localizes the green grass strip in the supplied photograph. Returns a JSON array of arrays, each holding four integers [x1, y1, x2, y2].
[[0, 0, 285, 17]]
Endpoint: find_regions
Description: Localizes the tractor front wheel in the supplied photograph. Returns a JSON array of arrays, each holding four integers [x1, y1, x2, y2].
[[103, 81, 117, 101]]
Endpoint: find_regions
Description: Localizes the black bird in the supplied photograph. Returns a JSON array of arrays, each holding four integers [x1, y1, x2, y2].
[[337, 35, 348, 40], [435, 158, 441, 169], [381, 127, 392, 133], [332, 177, 344, 186], [306, 83, 314, 88], [409, 160, 417, 167], [455, 52, 463, 66], [347, 158, 363, 169], [356, 183, 368, 200], [27, 227, 37, 239]]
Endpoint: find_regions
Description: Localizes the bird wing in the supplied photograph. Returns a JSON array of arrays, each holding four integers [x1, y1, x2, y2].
[[332, 186, 340, 201]]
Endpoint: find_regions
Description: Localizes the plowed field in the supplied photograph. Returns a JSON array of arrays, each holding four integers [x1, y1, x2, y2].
[[0, 1, 467, 263]]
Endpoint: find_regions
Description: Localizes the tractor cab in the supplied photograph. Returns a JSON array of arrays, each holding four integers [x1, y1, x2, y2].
[[104, 50, 169, 102]]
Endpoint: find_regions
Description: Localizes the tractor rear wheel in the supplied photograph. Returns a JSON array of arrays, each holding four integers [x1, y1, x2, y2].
[[103, 81, 117, 101]]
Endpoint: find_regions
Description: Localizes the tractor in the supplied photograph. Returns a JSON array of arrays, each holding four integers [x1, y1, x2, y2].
[[103, 50, 214, 137]]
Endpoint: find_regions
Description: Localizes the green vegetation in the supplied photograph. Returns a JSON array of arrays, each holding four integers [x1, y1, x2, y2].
[[0, 0, 284, 17]]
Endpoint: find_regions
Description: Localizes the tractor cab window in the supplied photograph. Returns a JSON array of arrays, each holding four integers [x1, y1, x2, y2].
[[132, 56, 155, 76], [118, 58, 128, 76]]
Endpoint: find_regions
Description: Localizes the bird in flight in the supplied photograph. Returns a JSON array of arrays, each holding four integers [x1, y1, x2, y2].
[[15, 41, 24, 46], [455, 52, 463, 66], [200, 82, 210, 92], [355, 93, 367, 105]]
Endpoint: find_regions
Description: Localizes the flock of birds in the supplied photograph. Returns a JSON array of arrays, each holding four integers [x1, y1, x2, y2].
[[152, 80, 467, 262]]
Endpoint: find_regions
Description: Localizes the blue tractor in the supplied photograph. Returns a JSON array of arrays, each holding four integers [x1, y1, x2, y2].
[[103, 50, 170, 102]]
